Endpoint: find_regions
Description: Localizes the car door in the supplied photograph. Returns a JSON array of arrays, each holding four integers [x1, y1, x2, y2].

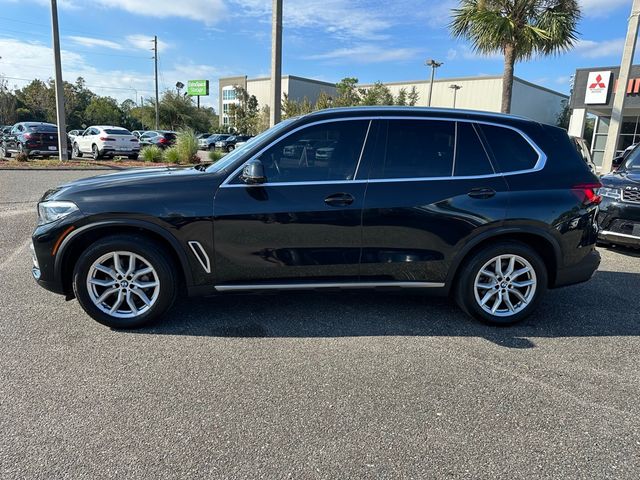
[[78, 128, 92, 152], [360, 118, 509, 285], [212, 119, 375, 285]]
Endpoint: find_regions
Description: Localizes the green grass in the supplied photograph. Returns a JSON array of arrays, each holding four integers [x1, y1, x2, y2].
[[140, 145, 163, 163], [208, 149, 226, 162], [163, 147, 181, 164], [175, 128, 199, 164]]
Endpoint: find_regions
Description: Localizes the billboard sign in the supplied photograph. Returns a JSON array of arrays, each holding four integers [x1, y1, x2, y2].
[[584, 71, 611, 105], [187, 80, 209, 96]]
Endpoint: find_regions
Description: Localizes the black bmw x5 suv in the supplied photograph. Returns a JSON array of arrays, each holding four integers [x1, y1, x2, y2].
[[31, 107, 602, 328]]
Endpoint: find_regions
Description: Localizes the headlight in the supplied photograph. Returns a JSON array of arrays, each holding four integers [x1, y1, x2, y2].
[[598, 187, 621, 200], [37, 201, 79, 225]]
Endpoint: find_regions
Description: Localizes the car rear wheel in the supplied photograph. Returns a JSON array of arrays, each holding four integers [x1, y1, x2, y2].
[[18, 143, 29, 159], [92, 144, 101, 160], [455, 241, 547, 325], [73, 143, 82, 158], [227, 145, 234, 152], [73, 235, 177, 328], [0, 143, 9, 158]]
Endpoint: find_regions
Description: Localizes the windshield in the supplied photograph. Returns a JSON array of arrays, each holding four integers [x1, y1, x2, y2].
[[104, 128, 132, 135], [624, 145, 640, 170], [205, 119, 295, 173], [27, 124, 57, 132]]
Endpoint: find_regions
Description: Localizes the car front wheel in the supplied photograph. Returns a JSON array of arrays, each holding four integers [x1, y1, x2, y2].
[[73, 235, 177, 328], [73, 143, 82, 158], [455, 241, 547, 325]]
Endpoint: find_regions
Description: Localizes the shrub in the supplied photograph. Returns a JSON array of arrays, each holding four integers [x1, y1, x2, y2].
[[15, 152, 28, 162], [163, 146, 180, 164], [208, 149, 226, 162], [175, 128, 199, 164], [140, 145, 163, 163]]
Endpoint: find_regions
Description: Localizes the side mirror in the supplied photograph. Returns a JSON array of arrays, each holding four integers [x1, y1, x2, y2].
[[241, 159, 266, 185], [612, 155, 624, 171]]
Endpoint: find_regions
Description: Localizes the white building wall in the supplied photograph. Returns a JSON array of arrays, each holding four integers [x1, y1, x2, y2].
[[245, 77, 288, 110], [510, 79, 567, 125], [287, 77, 337, 103]]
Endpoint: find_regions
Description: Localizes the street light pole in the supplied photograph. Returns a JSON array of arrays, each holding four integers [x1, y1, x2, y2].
[[50, 0, 68, 161], [269, 0, 283, 127], [449, 84, 462, 108], [602, 0, 640, 173], [153, 35, 159, 129], [425, 59, 443, 107]]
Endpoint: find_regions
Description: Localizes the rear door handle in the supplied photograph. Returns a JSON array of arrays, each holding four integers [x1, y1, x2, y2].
[[468, 188, 496, 199], [324, 193, 354, 207]]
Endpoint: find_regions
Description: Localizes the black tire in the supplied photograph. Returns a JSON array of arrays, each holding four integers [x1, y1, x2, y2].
[[92, 144, 101, 160], [73, 143, 82, 158], [0, 144, 8, 158], [208, 144, 215, 151], [454, 241, 547, 326], [227, 145, 234, 152], [18, 143, 29, 159], [128, 154, 139, 160], [72, 235, 177, 329]]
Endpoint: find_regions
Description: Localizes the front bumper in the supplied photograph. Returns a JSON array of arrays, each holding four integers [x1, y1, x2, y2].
[[597, 196, 640, 246]]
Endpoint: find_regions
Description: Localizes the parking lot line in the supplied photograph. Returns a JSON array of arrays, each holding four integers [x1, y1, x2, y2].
[[0, 238, 31, 271]]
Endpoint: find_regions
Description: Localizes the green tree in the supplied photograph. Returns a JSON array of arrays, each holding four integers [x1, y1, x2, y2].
[[407, 86, 419, 106], [334, 77, 361, 107], [229, 86, 260, 135], [450, 0, 580, 113], [15, 79, 53, 122], [0, 77, 18, 125], [85, 96, 122, 125], [360, 82, 394, 106], [315, 91, 333, 111]]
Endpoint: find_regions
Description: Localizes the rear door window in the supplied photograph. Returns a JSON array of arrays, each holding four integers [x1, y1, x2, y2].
[[373, 120, 455, 179], [454, 122, 495, 176], [477, 124, 539, 173]]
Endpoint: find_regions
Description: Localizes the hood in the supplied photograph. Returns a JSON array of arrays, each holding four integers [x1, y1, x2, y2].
[[601, 170, 640, 187], [41, 166, 215, 203]]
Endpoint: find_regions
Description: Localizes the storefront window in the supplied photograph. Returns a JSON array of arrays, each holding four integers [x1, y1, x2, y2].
[[621, 118, 637, 134], [596, 117, 610, 134]]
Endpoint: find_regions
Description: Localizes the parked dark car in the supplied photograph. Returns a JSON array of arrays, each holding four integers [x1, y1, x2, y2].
[[598, 145, 640, 248], [31, 107, 601, 329], [139, 130, 177, 149], [569, 136, 597, 173], [215, 134, 252, 152], [612, 143, 638, 171], [1, 125, 12, 138], [1, 122, 70, 159], [202, 134, 231, 150]]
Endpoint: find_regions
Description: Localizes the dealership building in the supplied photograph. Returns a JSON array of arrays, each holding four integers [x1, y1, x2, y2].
[[568, 65, 640, 169], [219, 74, 567, 127]]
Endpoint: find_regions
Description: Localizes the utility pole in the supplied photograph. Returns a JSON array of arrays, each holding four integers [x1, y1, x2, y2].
[[153, 35, 159, 129], [449, 84, 462, 108], [425, 59, 443, 107], [50, 0, 68, 161], [602, 0, 640, 173], [269, 0, 283, 127]]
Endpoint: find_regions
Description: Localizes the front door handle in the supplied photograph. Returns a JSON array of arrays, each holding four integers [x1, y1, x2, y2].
[[324, 193, 354, 207], [468, 188, 496, 199]]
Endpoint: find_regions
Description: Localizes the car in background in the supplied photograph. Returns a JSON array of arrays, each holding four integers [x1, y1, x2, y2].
[[139, 130, 177, 149], [1, 125, 12, 137], [215, 134, 252, 152], [1, 122, 70, 159], [68, 129, 82, 142], [201, 134, 231, 150], [72, 126, 140, 160], [31, 107, 602, 329], [569, 136, 597, 173], [611, 143, 638, 171], [598, 146, 640, 248], [132, 130, 146, 139]]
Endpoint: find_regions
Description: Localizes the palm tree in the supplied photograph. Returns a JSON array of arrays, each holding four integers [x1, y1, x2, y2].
[[450, 0, 580, 113]]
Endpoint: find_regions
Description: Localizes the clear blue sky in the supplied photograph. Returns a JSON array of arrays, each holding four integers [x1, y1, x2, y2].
[[0, 0, 634, 111]]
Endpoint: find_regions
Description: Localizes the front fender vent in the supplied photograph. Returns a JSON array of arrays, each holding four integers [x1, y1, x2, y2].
[[188, 241, 211, 274]]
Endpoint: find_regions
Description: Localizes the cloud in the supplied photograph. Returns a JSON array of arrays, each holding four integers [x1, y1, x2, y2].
[[574, 38, 624, 58], [231, 0, 392, 41], [579, 0, 630, 17], [126, 34, 170, 53], [446, 45, 502, 61], [67, 36, 125, 50], [305, 44, 421, 64]]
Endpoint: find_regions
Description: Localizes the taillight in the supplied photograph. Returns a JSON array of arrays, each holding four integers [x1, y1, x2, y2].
[[99, 136, 115, 141], [572, 183, 602, 206], [23, 133, 32, 140], [158, 137, 168, 144]]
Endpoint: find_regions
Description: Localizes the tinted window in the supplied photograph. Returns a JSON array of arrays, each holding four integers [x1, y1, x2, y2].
[[478, 124, 538, 172], [26, 123, 57, 132], [374, 120, 455, 179], [454, 122, 494, 176], [255, 120, 369, 183], [164, 133, 177, 140], [104, 128, 131, 135]]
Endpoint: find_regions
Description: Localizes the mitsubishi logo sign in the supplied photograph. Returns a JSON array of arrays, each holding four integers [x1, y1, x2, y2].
[[585, 71, 611, 104]]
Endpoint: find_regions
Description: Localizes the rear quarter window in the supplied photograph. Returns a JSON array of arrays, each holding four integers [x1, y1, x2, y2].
[[454, 122, 495, 176], [478, 124, 539, 173]]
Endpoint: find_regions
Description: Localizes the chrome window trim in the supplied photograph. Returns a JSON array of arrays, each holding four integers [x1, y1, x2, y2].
[[188, 241, 211, 274], [219, 115, 547, 188], [215, 281, 445, 292]]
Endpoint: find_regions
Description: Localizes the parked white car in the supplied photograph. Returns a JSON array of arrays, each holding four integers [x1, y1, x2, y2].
[[72, 126, 140, 160]]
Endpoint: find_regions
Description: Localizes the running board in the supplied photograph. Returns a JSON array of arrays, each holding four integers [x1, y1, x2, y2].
[[214, 281, 445, 292]]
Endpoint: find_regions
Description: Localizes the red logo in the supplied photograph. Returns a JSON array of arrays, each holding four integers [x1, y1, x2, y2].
[[589, 74, 606, 89]]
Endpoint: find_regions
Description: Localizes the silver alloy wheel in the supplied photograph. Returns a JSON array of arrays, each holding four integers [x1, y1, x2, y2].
[[86, 251, 160, 319], [473, 254, 537, 318]]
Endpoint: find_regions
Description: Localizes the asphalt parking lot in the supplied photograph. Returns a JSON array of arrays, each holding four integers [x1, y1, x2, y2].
[[1, 169, 639, 479]]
